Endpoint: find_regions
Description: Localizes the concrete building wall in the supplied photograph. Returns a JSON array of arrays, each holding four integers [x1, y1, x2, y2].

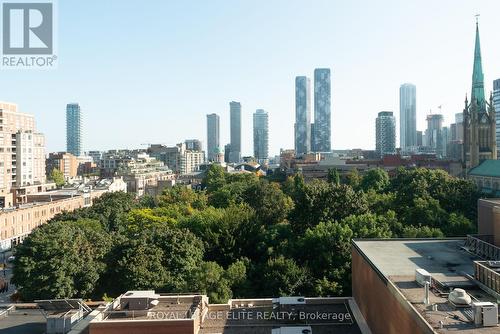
[[351, 245, 434, 334], [478, 199, 500, 247]]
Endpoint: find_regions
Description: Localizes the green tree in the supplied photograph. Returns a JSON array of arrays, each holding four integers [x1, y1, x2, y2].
[[188, 260, 247, 303], [327, 168, 340, 185], [243, 180, 294, 225], [260, 256, 310, 297], [291, 181, 368, 233], [360, 168, 389, 192], [298, 221, 353, 293], [401, 225, 444, 238], [345, 168, 361, 189], [49, 168, 65, 188], [12, 219, 110, 300]]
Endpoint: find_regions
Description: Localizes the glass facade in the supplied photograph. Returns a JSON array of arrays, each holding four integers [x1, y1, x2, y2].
[[295, 76, 311, 155], [66, 103, 82, 157], [253, 109, 269, 163], [376, 111, 396, 157], [399, 83, 417, 152], [312, 68, 331, 152]]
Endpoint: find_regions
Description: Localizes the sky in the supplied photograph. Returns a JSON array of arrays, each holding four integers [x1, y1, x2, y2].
[[1, 0, 500, 157]]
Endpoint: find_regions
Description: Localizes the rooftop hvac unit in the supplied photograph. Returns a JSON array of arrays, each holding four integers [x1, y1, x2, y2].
[[448, 288, 471, 306], [415, 268, 432, 286], [472, 302, 498, 327]]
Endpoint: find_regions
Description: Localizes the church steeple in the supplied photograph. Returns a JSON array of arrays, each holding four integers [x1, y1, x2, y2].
[[471, 17, 485, 108]]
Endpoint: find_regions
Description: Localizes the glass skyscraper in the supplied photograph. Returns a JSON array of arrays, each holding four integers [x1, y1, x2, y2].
[[493, 79, 500, 157], [253, 109, 269, 164], [66, 103, 82, 157], [399, 83, 417, 152], [312, 68, 331, 152], [376, 111, 396, 157], [295, 76, 311, 155], [229, 101, 241, 163], [206, 113, 220, 161]]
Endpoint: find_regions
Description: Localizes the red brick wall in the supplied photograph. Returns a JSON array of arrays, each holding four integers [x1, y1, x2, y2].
[[89, 320, 194, 334], [351, 245, 434, 334]]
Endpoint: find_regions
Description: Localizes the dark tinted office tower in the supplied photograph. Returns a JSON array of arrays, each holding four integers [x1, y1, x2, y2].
[[66, 103, 82, 156], [206, 113, 220, 161], [295, 76, 311, 155], [399, 83, 417, 152], [376, 111, 396, 157], [229, 101, 241, 163], [493, 79, 500, 157], [312, 68, 331, 152], [253, 109, 269, 163]]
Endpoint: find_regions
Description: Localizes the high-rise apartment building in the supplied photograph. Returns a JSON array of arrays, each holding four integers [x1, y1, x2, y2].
[[0, 102, 47, 207], [206, 113, 220, 162], [295, 76, 311, 155], [493, 79, 500, 157], [312, 68, 331, 152], [425, 114, 444, 154], [253, 109, 269, 164], [66, 103, 82, 157], [229, 101, 241, 163], [148, 143, 205, 175], [399, 83, 417, 152], [375, 111, 396, 157]]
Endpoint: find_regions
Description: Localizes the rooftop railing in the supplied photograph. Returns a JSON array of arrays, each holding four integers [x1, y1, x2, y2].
[[464, 234, 500, 261], [474, 261, 500, 295]]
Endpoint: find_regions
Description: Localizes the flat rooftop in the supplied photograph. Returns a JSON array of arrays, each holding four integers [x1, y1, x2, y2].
[[199, 298, 366, 334], [0, 307, 45, 334], [354, 239, 499, 333], [101, 294, 202, 321]]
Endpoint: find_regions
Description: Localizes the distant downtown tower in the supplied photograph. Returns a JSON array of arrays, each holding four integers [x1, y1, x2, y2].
[[206, 113, 220, 161], [229, 101, 241, 163], [253, 109, 269, 164], [66, 103, 82, 156], [312, 68, 331, 152], [295, 76, 311, 155], [376, 111, 396, 158], [399, 83, 417, 152]]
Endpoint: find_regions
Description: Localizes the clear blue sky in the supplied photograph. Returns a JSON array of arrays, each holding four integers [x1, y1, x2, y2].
[[1, 0, 499, 156]]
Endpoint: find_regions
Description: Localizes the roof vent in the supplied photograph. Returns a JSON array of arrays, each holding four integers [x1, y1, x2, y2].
[[448, 288, 471, 306]]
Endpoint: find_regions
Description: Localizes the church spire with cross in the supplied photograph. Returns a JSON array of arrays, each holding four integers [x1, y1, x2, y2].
[[463, 15, 497, 170], [471, 15, 485, 109]]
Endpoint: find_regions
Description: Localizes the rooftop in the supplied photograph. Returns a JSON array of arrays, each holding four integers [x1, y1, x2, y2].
[[199, 298, 366, 334], [353, 239, 500, 333], [469, 160, 500, 178], [0, 306, 45, 334]]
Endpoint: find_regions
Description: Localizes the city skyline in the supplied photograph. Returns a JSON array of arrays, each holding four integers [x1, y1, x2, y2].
[[0, 1, 499, 156]]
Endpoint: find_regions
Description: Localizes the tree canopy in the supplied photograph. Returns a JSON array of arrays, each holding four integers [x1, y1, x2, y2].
[[12, 167, 482, 302]]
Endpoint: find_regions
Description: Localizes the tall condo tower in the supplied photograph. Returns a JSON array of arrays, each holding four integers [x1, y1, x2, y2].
[[66, 103, 82, 157], [295, 76, 311, 155], [206, 113, 220, 161], [312, 68, 331, 152], [399, 83, 417, 152], [229, 101, 241, 163]]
